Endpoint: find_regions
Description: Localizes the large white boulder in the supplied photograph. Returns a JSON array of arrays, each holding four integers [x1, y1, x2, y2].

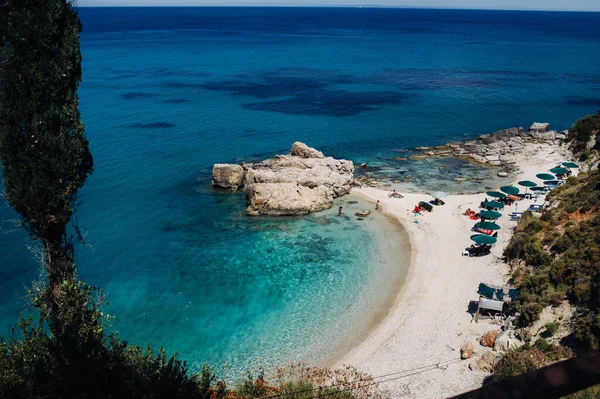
[[528, 122, 550, 133], [290, 141, 325, 159], [213, 142, 354, 216], [245, 183, 333, 216], [212, 164, 244, 189]]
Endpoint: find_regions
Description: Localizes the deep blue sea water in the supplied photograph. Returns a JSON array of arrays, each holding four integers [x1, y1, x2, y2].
[[1, 7, 599, 376]]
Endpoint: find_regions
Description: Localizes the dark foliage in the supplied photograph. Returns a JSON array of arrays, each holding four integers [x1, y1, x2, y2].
[[568, 110, 600, 153], [494, 339, 571, 382], [0, 0, 93, 315]]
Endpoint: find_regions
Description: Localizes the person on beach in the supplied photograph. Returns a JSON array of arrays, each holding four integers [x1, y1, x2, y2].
[[295, 183, 302, 196], [338, 206, 343, 215], [376, 200, 380, 210]]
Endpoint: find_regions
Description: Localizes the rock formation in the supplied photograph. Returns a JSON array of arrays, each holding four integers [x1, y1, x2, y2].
[[212, 142, 355, 216], [494, 330, 524, 352], [413, 123, 568, 173], [460, 343, 474, 360], [480, 330, 500, 348], [469, 351, 501, 373], [212, 164, 244, 189]]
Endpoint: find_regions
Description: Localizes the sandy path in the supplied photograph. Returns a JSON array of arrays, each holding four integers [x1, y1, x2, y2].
[[337, 144, 572, 398]]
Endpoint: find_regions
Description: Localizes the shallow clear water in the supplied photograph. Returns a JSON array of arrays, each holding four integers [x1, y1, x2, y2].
[[1, 7, 599, 374]]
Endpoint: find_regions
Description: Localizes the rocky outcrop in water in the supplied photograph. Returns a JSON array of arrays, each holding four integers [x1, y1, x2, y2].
[[212, 164, 245, 189], [212, 142, 354, 216], [414, 122, 568, 173]]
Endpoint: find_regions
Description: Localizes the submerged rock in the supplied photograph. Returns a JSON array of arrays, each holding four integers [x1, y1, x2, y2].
[[214, 142, 354, 216], [212, 164, 244, 189]]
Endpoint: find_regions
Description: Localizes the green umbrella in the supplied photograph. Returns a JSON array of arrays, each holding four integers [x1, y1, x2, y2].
[[518, 180, 537, 195], [562, 162, 579, 169], [475, 221, 501, 231], [482, 201, 504, 210], [518, 180, 537, 187], [500, 186, 520, 196], [480, 210, 502, 220], [471, 234, 498, 245], [536, 173, 555, 181], [486, 191, 506, 199], [550, 167, 569, 175]]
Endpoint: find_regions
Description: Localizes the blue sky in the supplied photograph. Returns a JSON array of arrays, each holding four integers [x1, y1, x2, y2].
[[78, 0, 600, 11]]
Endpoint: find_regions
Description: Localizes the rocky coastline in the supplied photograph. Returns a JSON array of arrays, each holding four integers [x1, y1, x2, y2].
[[212, 142, 355, 216], [212, 122, 567, 216], [413, 122, 568, 175]]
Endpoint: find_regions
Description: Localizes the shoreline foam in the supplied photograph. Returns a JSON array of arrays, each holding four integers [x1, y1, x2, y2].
[[336, 143, 573, 398]]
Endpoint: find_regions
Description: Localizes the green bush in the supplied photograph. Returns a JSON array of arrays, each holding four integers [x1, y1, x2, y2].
[[544, 322, 559, 336], [493, 349, 540, 381]]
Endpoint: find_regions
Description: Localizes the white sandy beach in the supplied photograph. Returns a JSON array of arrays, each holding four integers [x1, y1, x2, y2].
[[338, 143, 573, 398]]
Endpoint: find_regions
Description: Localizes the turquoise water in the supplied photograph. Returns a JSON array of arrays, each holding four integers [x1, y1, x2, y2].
[[1, 7, 599, 374]]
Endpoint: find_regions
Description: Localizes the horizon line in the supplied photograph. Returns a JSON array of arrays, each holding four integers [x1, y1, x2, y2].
[[76, 5, 600, 13]]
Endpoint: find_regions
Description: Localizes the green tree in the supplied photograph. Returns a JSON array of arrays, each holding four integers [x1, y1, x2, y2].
[[0, 0, 93, 333]]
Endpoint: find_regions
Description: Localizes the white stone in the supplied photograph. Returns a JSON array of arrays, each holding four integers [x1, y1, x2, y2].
[[212, 164, 244, 189], [529, 122, 550, 133]]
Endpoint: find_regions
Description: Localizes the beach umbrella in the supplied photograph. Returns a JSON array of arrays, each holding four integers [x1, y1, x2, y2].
[[518, 180, 537, 195], [536, 173, 555, 181], [550, 167, 569, 176], [500, 185, 520, 196], [562, 162, 579, 169], [475, 221, 501, 231], [486, 191, 506, 199], [471, 234, 498, 245], [482, 201, 504, 210], [518, 180, 537, 188], [480, 210, 502, 220], [431, 191, 448, 199]]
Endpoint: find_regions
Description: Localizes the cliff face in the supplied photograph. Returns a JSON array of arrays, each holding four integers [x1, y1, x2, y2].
[[212, 142, 354, 216]]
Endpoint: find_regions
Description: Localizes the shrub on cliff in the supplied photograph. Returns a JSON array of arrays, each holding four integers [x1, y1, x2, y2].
[[494, 340, 572, 382], [568, 110, 600, 153]]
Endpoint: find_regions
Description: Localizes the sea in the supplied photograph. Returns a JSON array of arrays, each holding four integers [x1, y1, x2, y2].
[[1, 7, 599, 378]]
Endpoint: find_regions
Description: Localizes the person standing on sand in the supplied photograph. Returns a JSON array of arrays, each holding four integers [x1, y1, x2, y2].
[[338, 206, 343, 215], [376, 200, 380, 210], [295, 182, 302, 196]]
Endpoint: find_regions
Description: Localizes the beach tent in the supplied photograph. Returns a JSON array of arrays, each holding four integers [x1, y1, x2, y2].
[[480, 210, 502, 220], [500, 185, 520, 195], [475, 297, 504, 321], [536, 173, 556, 181], [471, 234, 497, 245], [481, 201, 504, 210], [486, 191, 506, 199], [562, 162, 579, 169], [475, 221, 501, 231]]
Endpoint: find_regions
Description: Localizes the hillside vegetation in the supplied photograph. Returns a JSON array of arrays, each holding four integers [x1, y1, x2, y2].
[[495, 111, 600, 386]]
